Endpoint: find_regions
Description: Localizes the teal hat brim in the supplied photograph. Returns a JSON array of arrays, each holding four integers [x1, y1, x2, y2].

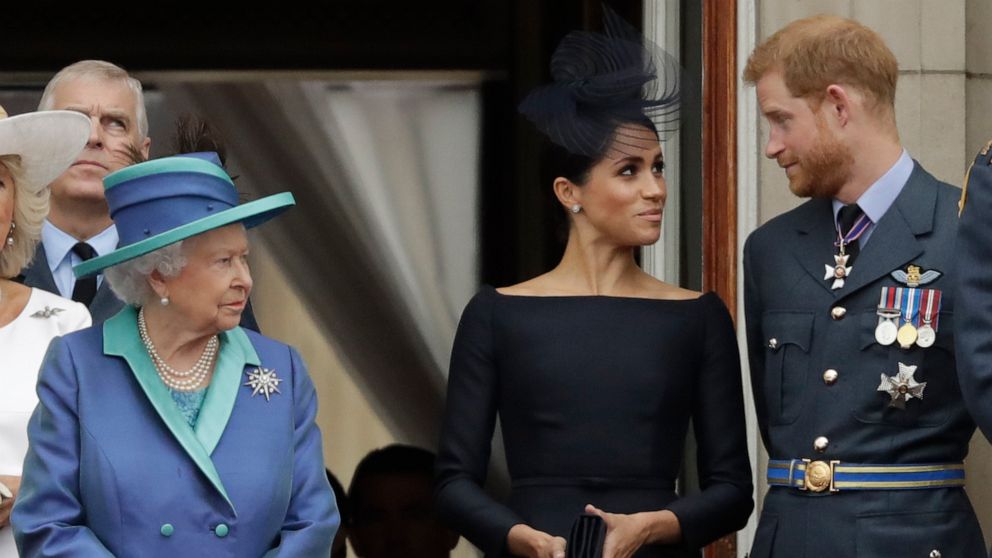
[[74, 192, 295, 278]]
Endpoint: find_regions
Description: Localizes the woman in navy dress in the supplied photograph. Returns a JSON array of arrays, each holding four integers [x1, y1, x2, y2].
[[435, 10, 753, 558]]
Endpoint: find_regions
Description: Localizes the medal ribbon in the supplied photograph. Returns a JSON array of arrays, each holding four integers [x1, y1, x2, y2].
[[918, 289, 931, 328], [895, 287, 904, 323], [834, 212, 872, 251], [922, 289, 942, 329], [879, 286, 897, 310], [899, 287, 921, 327]]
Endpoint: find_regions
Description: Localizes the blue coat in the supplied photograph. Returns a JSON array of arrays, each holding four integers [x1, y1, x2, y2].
[[12, 306, 339, 557]]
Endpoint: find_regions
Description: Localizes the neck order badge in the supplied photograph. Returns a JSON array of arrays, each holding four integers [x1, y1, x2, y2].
[[825, 208, 871, 290]]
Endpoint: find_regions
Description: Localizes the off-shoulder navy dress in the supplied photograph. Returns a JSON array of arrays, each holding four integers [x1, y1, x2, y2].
[[435, 287, 753, 557]]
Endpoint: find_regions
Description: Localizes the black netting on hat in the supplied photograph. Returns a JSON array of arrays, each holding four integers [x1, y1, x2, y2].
[[519, 6, 682, 158]]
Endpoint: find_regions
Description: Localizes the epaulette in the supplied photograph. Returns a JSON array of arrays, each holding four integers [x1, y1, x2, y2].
[[961, 139, 992, 216]]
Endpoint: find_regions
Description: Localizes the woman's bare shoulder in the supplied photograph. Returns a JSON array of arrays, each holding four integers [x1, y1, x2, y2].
[[495, 274, 561, 297], [636, 275, 703, 301]]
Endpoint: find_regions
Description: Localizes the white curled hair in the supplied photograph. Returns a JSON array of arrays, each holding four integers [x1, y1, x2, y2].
[[103, 241, 186, 306]]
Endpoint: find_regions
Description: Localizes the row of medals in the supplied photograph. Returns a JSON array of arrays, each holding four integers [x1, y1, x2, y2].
[[874, 294, 937, 349]]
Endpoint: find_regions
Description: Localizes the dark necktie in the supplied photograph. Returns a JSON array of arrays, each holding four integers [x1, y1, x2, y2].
[[71, 242, 98, 306], [837, 204, 865, 266]]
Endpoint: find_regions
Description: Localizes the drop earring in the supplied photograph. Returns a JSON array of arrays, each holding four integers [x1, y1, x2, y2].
[[5, 221, 14, 247]]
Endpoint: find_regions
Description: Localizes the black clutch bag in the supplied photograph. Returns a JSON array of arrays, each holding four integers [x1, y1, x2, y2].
[[567, 513, 606, 558]]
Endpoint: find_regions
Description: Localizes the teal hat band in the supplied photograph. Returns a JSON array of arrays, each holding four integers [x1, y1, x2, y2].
[[74, 152, 295, 278], [104, 156, 235, 190]]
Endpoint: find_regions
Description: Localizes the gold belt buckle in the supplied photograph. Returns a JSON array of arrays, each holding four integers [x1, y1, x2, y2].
[[801, 459, 840, 493]]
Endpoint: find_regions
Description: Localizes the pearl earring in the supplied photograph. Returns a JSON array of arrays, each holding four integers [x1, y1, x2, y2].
[[160, 297, 170, 306], [570, 204, 582, 214], [5, 221, 14, 246]]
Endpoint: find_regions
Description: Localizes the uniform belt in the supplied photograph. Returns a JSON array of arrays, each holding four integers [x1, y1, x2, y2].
[[767, 459, 965, 493]]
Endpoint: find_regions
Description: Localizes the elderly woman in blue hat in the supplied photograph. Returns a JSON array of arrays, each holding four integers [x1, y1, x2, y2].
[[12, 152, 339, 557]]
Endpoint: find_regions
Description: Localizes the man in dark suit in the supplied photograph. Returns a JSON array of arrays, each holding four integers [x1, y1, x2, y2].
[[19, 60, 149, 323], [743, 15, 984, 557], [21, 60, 258, 329]]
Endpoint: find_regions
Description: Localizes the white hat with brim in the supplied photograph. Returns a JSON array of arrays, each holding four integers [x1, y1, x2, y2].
[[0, 106, 91, 194]]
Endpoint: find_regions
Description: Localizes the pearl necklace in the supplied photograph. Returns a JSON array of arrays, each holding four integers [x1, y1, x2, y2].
[[138, 307, 219, 392]]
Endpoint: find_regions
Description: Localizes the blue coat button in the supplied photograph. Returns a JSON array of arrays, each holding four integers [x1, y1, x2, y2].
[[214, 523, 229, 538], [160, 523, 174, 537]]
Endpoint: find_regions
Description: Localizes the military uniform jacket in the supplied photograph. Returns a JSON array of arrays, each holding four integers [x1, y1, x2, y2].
[[743, 163, 986, 558], [12, 306, 339, 557], [957, 146, 992, 444]]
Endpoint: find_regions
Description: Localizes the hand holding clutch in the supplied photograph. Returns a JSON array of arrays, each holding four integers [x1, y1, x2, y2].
[[583, 504, 680, 558], [507, 523, 567, 558]]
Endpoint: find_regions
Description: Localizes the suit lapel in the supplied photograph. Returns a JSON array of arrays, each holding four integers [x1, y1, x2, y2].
[[20, 244, 125, 324], [88, 282, 125, 324], [103, 307, 236, 513], [789, 198, 841, 296], [20, 244, 59, 294], [835, 163, 934, 300]]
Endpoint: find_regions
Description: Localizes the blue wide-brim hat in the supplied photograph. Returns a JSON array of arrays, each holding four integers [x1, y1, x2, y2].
[[74, 152, 294, 278]]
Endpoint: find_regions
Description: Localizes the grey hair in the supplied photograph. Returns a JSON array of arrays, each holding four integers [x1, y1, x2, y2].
[[38, 60, 148, 140], [103, 241, 186, 306], [0, 156, 49, 279]]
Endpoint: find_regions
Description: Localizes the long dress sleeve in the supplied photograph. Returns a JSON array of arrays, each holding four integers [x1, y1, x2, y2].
[[262, 346, 340, 557], [12, 337, 115, 557], [664, 294, 754, 549], [435, 289, 524, 556], [743, 235, 772, 448]]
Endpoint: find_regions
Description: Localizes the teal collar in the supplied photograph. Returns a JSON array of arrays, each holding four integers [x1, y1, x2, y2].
[[103, 306, 260, 513]]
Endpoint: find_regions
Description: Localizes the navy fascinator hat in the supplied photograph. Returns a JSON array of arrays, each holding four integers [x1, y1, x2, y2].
[[518, 6, 682, 158]]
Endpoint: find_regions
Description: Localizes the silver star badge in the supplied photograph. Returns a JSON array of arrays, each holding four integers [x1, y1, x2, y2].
[[30, 306, 65, 319], [877, 362, 927, 409], [244, 367, 282, 401], [824, 254, 852, 290]]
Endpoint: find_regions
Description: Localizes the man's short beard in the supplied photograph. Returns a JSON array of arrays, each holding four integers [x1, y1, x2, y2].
[[789, 114, 854, 199]]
